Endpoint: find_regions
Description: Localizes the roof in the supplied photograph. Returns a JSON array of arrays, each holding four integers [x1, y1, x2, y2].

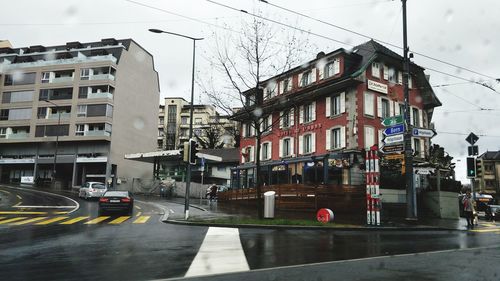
[[200, 148, 239, 163], [479, 151, 500, 160]]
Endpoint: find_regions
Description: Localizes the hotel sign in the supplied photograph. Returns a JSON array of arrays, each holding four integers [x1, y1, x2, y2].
[[367, 79, 388, 94]]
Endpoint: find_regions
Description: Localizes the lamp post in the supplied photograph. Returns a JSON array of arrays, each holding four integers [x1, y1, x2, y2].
[[149, 28, 204, 220], [42, 99, 61, 187]]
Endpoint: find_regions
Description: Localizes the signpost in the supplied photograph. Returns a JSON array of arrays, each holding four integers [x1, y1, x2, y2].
[[384, 154, 404, 160], [381, 115, 404, 127], [412, 128, 436, 138], [382, 133, 404, 145], [383, 124, 405, 136], [466, 132, 479, 145], [381, 143, 404, 154]]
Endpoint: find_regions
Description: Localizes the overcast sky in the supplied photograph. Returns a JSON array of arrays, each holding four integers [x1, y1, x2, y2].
[[2, 0, 500, 183]]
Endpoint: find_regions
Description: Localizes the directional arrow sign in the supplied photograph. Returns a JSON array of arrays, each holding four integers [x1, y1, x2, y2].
[[383, 124, 405, 136], [381, 115, 404, 127], [381, 143, 404, 154], [412, 128, 436, 138], [383, 133, 404, 145]]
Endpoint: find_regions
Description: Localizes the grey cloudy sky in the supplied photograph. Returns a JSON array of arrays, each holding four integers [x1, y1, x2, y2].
[[2, 0, 500, 183]]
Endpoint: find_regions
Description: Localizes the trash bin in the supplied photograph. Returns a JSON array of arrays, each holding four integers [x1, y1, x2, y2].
[[264, 191, 276, 219]]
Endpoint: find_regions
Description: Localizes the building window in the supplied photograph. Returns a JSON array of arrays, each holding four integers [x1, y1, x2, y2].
[[303, 102, 315, 123], [1, 108, 32, 120], [325, 59, 340, 78], [282, 78, 291, 94], [261, 142, 271, 160], [412, 108, 420, 127], [331, 94, 341, 116], [364, 92, 374, 116], [413, 138, 421, 156], [35, 124, 69, 137], [300, 70, 312, 87], [41, 72, 51, 83], [330, 128, 342, 149], [80, 68, 90, 80], [399, 104, 405, 116], [195, 118, 202, 125], [264, 83, 277, 100], [304, 134, 313, 154], [194, 129, 202, 137], [76, 124, 85, 136], [388, 67, 397, 83], [364, 126, 375, 149], [381, 98, 390, 118], [77, 105, 87, 117], [262, 115, 271, 132], [159, 117, 164, 125], [181, 117, 188, 125], [180, 128, 189, 137], [282, 138, 292, 157], [371, 62, 380, 78], [282, 110, 290, 128], [4, 72, 36, 86]]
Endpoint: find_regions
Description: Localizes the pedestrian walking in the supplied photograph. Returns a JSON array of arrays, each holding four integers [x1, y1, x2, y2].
[[462, 190, 475, 229], [209, 184, 218, 201]]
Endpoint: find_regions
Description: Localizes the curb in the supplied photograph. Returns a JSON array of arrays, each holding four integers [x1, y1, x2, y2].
[[163, 219, 463, 232]]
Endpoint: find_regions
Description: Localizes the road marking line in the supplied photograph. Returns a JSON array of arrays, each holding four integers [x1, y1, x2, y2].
[[54, 211, 69, 215], [60, 216, 89, 225], [135, 205, 142, 210], [109, 216, 131, 224], [185, 227, 250, 277], [471, 227, 500, 233], [0, 211, 47, 215], [0, 217, 28, 224], [12, 205, 76, 209], [84, 216, 110, 224], [0, 217, 4, 220], [36, 216, 70, 225], [136, 211, 142, 217], [0, 189, 11, 194], [16, 195, 22, 200], [13, 201, 23, 207], [133, 216, 150, 224], [11, 217, 48, 225]]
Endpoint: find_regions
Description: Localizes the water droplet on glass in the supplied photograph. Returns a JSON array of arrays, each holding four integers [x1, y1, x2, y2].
[[11, 70, 24, 82], [133, 117, 145, 130], [134, 50, 146, 62], [315, 58, 327, 71], [44, 52, 56, 61], [253, 107, 263, 117], [445, 9, 453, 23], [415, 96, 423, 103]]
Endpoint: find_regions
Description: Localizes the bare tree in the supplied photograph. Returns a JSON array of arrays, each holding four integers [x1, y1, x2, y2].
[[201, 17, 311, 218], [195, 125, 225, 149]]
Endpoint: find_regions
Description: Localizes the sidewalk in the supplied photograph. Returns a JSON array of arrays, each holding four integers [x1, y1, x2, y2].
[[142, 195, 478, 231]]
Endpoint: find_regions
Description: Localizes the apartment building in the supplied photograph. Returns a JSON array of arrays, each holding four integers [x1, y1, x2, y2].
[[476, 151, 500, 200], [158, 99, 239, 150], [232, 40, 441, 189], [0, 38, 159, 189]]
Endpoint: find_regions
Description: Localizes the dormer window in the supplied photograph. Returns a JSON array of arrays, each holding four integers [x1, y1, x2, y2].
[[371, 62, 381, 78]]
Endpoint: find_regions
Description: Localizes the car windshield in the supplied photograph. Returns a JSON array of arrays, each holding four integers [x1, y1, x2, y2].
[[2, 1, 500, 281]]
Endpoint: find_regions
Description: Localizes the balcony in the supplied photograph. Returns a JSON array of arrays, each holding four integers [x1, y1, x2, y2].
[[89, 74, 115, 81], [50, 76, 74, 84], [4, 132, 29, 139], [88, 92, 113, 100], [84, 130, 111, 137], [48, 112, 71, 119], [1, 54, 118, 71]]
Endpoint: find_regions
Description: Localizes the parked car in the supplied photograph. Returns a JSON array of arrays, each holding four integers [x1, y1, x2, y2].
[[78, 182, 107, 200], [485, 205, 500, 221], [98, 191, 134, 215]]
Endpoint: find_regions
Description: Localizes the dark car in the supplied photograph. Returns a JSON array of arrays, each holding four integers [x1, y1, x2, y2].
[[98, 191, 134, 215]]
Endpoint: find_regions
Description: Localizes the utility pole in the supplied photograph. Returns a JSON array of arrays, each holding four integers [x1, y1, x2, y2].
[[402, 0, 417, 220]]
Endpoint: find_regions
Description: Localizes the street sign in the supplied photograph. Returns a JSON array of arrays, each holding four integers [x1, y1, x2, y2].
[[383, 124, 405, 136], [381, 115, 404, 127], [468, 145, 478, 156], [381, 144, 404, 154], [465, 132, 479, 145], [384, 154, 404, 160], [412, 128, 436, 138], [382, 133, 404, 145]]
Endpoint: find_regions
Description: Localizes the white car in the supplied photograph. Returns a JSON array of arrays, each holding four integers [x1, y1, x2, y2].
[[79, 182, 107, 200]]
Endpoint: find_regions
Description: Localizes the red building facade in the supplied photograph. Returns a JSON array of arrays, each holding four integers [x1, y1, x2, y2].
[[231, 40, 441, 189]]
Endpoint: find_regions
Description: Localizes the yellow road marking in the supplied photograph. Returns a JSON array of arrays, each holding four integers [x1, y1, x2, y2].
[[13, 201, 23, 207], [60, 216, 89, 225], [11, 217, 48, 225], [0, 189, 11, 194], [471, 227, 500, 233], [54, 211, 69, 215], [480, 223, 496, 227], [0, 211, 47, 215], [36, 217, 70, 225], [135, 205, 142, 210], [16, 195, 22, 200], [136, 211, 142, 217], [0, 217, 4, 220], [109, 216, 131, 224], [133, 216, 150, 224], [84, 216, 110, 224], [0, 217, 28, 224]]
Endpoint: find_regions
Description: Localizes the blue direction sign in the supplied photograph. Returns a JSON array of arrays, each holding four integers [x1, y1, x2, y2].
[[383, 124, 405, 136]]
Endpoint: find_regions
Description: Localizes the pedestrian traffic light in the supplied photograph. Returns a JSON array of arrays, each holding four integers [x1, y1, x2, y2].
[[182, 141, 189, 162], [476, 158, 482, 178], [466, 157, 476, 178], [189, 139, 199, 165]]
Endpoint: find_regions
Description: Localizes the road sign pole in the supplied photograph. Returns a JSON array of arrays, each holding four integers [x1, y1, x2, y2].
[[402, 0, 417, 220]]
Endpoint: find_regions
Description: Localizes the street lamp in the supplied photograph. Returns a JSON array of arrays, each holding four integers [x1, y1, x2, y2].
[[149, 28, 204, 220], [41, 99, 61, 188]]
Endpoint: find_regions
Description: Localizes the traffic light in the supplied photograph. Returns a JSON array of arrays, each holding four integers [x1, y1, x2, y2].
[[189, 139, 199, 165], [182, 141, 189, 162], [476, 158, 482, 178], [466, 157, 476, 178]]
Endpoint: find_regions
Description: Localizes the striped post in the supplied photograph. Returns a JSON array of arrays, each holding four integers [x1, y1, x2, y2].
[[372, 146, 380, 225], [366, 149, 372, 225]]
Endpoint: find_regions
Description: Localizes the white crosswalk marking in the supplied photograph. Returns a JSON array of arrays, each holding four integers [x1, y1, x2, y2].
[[185, 227, 249, 277]]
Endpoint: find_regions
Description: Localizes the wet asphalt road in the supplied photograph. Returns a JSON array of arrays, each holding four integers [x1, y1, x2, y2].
[[1, 186, 500, 281]]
